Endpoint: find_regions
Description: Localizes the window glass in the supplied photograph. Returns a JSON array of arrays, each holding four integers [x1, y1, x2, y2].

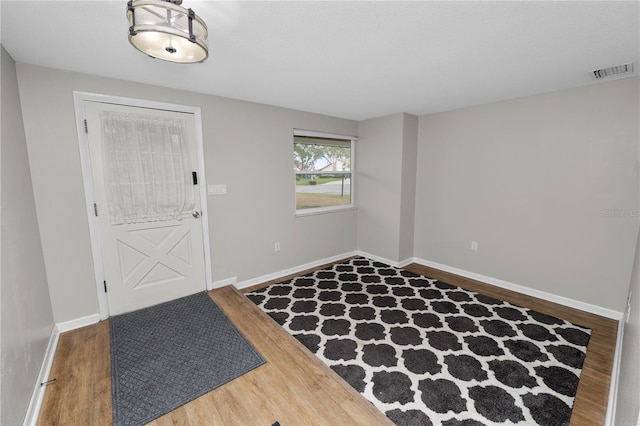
[[294, 135, 353, 213]]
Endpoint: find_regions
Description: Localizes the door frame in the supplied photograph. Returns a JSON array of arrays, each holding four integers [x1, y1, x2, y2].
[[73, 91, 212, 319]]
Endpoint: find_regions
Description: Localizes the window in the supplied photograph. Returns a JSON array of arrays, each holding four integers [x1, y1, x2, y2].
[[294, 129, 356, 214]]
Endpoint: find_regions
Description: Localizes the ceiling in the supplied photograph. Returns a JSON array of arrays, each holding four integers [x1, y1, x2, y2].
[[1, 1, 638, 121]]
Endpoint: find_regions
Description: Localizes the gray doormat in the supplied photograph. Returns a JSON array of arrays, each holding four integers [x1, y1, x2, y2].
[[110, 291, 265, 425]]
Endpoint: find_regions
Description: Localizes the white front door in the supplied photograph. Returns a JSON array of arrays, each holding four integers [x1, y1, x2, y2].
[[84, 101, 206, 315]]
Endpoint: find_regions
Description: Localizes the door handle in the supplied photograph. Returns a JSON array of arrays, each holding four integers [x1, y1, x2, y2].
[[192, 211, 201, 219]]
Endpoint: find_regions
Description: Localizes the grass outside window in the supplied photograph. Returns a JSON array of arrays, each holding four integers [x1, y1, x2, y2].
[[294, 132, 354, 214]]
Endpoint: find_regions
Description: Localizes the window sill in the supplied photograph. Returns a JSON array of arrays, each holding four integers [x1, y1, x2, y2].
[[295, 206, 357, 218]]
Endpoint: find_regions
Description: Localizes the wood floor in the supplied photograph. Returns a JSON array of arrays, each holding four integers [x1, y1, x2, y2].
[[37, 259, 618, 426]]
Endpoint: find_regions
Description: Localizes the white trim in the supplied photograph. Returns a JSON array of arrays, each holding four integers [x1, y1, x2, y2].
[[192, 106, 213, 294], [412, 257, 624, 320], [295, 171, 351, 176], [72, 91, 212, 319], [73, 91, 204, 113], [235, 251, 358, 289], [605, 318, 625, 425], [355, 250, 413, 268], [295, 206, 357, 217], [73, 92, 109, 320], [398, 258, 414, 268], [56, 313, 101, 333], [293, 128, 358, 141], [209, 276, 237, 291], [23, 326, 59, 426]]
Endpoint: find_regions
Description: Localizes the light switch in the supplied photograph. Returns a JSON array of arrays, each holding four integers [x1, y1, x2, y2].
[[208, 184, 227, 195]]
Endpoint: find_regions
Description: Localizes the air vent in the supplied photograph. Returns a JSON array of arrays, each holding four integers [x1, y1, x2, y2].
[[592, 63, 634, 79]]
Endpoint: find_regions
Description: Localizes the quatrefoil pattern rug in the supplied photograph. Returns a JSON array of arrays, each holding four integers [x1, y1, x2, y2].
[[246, 257, 591, 426]]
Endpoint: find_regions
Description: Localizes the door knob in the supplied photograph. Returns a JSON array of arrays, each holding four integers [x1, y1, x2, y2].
[[192, 211, 201, 218]]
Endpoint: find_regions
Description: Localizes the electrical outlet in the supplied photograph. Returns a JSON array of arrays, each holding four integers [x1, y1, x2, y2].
[[274, 242, 280, 252], [471, 241, 478, 251]]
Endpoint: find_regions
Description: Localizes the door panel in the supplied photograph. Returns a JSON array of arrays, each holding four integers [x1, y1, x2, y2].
[[84, 101, 206, 315]]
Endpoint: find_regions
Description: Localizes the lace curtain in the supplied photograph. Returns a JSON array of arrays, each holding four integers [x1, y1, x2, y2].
[[99, 110, 196, 225]]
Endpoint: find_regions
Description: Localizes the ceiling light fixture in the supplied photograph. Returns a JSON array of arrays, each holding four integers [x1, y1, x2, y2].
[[127, 0, 208, 63]]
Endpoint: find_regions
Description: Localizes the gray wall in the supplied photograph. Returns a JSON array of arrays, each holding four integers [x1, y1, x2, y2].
[[357, 113, 417, 264], [399, 114, 418, 261], [414, 77, 639, 312], [1, 47, 55, 426], [616, 229, 640, 425], [15, 63, 358, 324], [5, 51, 639, 424], [615, 81, 640, 423]]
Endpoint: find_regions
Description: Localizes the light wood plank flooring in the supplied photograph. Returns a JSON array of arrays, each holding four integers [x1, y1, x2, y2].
[[38, 259, 618, 425], [37, 284, 391, 426]]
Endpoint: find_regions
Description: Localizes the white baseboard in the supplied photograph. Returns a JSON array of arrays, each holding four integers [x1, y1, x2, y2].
[[209, 276, 237, 290], [23, 325, 60, 426], [242, 251, 622, 320], [605, 318, 625, 425], [56, 313, 101, 333], [235, 251, 358, 289], [28, 253, 625, 424], [412, 257, 624, 320], [356, 250, 413, 268], [398, 258, 414, 268]]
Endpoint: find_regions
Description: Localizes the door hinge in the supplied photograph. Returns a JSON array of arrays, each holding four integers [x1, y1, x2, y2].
[[192, 171, 198, 185], [84, 119, 88, 133], [94, 203, 98, 217], [103, 281, 107, 293]]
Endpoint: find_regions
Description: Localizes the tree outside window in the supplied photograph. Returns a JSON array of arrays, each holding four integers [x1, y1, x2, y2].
[[294, 134, 353, 213]]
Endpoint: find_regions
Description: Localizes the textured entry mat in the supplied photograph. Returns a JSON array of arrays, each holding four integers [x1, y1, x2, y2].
[[110, 292, 265, 426]]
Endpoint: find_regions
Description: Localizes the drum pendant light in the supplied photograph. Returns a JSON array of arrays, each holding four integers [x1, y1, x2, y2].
[[127, 0, 208, 63]]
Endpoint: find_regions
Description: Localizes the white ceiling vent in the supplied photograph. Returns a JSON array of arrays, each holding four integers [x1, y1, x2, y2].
[[592, 62, 634, 79]]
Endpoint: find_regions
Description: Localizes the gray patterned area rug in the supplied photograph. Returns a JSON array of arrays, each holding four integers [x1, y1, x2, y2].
[[110, 291, 265, 426], [246, 257, 591, 426]]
